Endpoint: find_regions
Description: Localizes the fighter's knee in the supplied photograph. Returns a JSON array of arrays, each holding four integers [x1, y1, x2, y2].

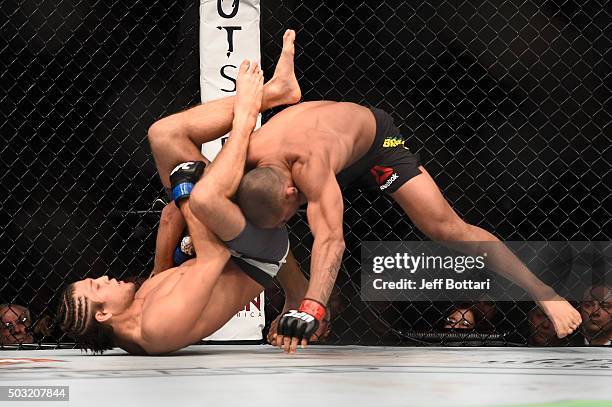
[[147, 116, 182, 148], [147, 120, 164, 145]]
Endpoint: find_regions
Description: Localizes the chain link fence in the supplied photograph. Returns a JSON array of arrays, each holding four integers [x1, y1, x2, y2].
[[1, 0, 610, 349]]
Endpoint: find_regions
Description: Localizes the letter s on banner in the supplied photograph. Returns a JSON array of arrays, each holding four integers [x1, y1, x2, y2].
[[200, 0, 264, 341]]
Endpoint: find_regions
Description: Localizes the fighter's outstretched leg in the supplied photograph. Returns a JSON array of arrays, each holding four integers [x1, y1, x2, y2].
[[148, 29, 301, 188], [390, 166, 583, 338]]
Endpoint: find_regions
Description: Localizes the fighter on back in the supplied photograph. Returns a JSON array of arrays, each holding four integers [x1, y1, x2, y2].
[[55, 31, 323, 355]]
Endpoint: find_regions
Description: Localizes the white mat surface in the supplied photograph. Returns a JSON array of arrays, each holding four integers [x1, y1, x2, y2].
[[1, 346, 610, 407]]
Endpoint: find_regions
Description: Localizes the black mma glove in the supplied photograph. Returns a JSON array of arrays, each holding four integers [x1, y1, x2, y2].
[[169, 161, 206, 205], [278, 298, 327, 343]]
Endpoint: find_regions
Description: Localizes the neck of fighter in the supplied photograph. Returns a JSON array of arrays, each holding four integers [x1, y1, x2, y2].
[[256, 159, 291, 175], [106, 298, 144, 347], [256, 160, 295, 187]]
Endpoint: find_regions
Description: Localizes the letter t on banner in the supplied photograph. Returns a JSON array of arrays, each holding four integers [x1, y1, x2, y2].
[[200, 0, 265, 341]]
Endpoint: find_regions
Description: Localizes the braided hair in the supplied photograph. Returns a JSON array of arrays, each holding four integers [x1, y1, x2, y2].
[[55, 283, 114, 354]]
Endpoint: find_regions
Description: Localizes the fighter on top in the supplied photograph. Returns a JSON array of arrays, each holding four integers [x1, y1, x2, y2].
[[158, 30, 581, 353]]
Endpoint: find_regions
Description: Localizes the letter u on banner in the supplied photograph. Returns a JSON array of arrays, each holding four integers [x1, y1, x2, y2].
[[200, 0, 265, 341]]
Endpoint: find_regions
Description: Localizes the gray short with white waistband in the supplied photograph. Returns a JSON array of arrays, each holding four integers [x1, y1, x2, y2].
[[224, 221, 290, 287]]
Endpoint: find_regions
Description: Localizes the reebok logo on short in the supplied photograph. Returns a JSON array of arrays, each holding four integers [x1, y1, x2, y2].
[[371, 166, 399, 190], [370, 166, 394, 185], [379, 173, 399, 190]]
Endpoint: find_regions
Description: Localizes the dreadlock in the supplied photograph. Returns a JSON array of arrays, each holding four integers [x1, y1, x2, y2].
[[55, 283, 114, 354]]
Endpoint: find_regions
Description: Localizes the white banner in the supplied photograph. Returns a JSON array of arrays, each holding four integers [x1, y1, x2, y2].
[[204, 294, 265, 340], [200, 0, 261, 160], [200, 0, 265, 341]]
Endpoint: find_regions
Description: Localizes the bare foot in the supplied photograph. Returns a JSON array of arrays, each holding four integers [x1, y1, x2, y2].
[[537, 296, 582, 338], [264, 29, 301, 108], [234, 59, 264, 126]]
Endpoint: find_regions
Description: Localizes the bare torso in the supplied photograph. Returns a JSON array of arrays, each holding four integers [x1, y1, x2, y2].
[[117, 260, 262, 355], [247, 101, 376, 173]]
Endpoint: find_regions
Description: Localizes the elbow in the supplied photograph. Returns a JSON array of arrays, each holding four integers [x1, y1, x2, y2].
[[190, 181, 222, 222], [159, 202, 179, 225], [319, 233, 345, 254], [334, 238, 346, 254], [217, 246, 232, 265]]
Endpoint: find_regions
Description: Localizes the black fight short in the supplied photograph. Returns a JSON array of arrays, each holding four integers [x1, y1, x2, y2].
[[336, 107, 421, 193]]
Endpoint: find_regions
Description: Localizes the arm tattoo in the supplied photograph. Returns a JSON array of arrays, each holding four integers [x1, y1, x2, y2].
[[319, 251, 343, 305]]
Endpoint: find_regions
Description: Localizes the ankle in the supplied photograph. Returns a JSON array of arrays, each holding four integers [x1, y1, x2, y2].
[[262, 83, 281, 110]]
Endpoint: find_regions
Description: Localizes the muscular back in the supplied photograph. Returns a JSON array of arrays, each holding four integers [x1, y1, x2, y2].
[[247, 101, 376, 173]]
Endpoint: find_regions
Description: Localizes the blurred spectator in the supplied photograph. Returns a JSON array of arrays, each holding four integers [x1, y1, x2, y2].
[[527, 306, 569, 346], [443, 301, 497, 331], [0, 304, 34, 345], [444, 305, 475, 330], [580, 285, 611, 346]]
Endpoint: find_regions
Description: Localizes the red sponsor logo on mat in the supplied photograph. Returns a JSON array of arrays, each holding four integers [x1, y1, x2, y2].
[[0, 358, 63, 366]]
